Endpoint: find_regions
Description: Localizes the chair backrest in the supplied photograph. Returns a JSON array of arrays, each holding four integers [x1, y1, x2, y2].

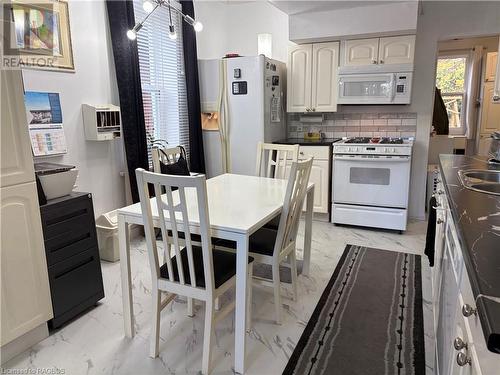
[[151, 146, 188, 174], [135, 168, 215, 294], [273, 157, 313, 257], [255, 142, 300, 179]]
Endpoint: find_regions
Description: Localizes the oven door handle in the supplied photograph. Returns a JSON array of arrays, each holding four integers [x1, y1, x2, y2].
[[334, 156, 410, 162]]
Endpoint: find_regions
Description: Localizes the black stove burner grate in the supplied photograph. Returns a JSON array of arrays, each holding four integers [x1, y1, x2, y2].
[[344, 137, 405, 145], [380, 138, 404, 144], [345, 137, 371, 144]]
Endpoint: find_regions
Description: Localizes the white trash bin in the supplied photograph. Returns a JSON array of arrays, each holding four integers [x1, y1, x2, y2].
[[96, 210, 120, 262]]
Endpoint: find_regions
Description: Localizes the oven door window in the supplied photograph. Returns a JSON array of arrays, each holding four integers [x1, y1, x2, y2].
[[349, 167, 390, 185]]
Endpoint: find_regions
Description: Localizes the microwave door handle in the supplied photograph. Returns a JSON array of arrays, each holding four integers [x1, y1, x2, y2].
[[390, 74, 397, 102]]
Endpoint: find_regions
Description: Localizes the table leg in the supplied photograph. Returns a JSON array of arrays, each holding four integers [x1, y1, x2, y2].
[[118, 214, 134, 337], [234, 234, 249, 374], [303, 187, 314, 277]]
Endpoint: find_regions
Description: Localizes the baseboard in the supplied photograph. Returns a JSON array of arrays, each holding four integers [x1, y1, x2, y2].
[[0, 323, 48, 365]]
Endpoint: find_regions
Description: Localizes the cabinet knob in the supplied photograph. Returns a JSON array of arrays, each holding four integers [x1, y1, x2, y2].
[[312, 108, 316, 112], [437, 218, 444, 224], [462, 304, 477, 317], [456, 352, 471, 367], [372, 60, 377, 64], [454, 337, 468, 350], [380, 59, 384, 64], [437, 190, 444, 195], [299, 151, 304, 156]]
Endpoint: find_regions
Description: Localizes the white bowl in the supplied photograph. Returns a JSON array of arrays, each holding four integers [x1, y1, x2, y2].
[[38, 169, 78, 200]]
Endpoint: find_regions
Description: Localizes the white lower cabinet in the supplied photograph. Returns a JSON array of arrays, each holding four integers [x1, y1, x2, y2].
[[432, 172, 500, 375], [286, 146, 330, 214], [0, 182, 53, 346]]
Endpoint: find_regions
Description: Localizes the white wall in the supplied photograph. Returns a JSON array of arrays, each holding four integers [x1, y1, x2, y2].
[[195, 1, 290, 62], [288, 1, 418, 43], [22, 0, 124, 217], [409, 1, 500, 219]]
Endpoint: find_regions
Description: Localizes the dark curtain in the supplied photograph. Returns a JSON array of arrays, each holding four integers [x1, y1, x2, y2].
[[106, 0, 149, 203], [181, 0, 205, 173], [432, 87, 449, 135]]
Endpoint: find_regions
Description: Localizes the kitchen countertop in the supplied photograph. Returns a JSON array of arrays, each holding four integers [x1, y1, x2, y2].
[[439, 154, 500, 353], [274, 138, 341, 146]]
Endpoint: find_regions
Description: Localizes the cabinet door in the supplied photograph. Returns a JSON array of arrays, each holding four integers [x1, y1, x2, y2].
[[378, 35, 415, 65], [484, 52, 497, 82], [449, 295, 481, 375], [1, 70, 35, 188], [436, 240, 461, 375], [287, 44, 312, 112], [479, 81, 500, 135], [308, 160, 329, 213], [284, 162, 328, 213], [311, 42, 339, 112], [1, 182, 53, 346], [341, 38, 379, 66]]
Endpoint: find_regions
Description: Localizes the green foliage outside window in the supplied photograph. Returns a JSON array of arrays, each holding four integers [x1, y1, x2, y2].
[[436, 57, 466, 93]]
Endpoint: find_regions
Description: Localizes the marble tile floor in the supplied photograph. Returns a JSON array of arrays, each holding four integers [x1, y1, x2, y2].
[[3, 219, 435, 375]]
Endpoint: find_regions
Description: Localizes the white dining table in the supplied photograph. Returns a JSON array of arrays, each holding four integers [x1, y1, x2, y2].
[[117, 173, 314, 374]]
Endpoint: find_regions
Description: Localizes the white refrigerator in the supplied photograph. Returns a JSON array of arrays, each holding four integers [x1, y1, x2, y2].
[[198, 56, 287, 177]]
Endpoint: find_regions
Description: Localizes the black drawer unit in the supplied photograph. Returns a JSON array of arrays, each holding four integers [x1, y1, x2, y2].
[[40, 192, 104, 328]]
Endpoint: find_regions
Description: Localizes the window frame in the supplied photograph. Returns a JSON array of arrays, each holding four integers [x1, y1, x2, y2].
[[436, 52, 470, 136], [133, 0, 190, 168]]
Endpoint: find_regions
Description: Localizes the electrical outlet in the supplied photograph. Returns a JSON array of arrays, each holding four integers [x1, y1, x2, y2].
[[296, 125, 303, 132]]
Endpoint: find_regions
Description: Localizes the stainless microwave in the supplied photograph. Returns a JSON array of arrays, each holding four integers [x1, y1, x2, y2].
[[338, 72, 412, 104]]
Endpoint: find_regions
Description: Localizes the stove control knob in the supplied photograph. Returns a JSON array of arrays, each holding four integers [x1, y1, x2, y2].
[[384, 147, 389, 153]]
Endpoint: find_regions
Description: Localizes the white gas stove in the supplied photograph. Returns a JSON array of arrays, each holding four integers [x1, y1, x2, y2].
[[331, 137, 414, 232]]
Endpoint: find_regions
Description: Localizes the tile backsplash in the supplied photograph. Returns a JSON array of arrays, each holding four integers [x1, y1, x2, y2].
[[287, 112, 417, 139]]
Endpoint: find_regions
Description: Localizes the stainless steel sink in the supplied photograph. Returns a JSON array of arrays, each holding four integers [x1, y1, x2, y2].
[[459, 169, 500, 196]]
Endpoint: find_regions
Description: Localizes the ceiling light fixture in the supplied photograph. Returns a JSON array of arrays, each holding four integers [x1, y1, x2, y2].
[[127, 0, 203, 41]]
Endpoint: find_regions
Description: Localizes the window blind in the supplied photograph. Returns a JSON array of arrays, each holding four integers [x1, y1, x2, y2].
[[133, 0, 190, 166]]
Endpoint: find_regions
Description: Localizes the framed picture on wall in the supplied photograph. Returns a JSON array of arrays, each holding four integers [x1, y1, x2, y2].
[[6, 0, 74, 71]]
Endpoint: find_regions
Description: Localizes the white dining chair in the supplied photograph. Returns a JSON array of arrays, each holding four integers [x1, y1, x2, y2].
[[256, 142, 300, 230], [216, 158, 313, 324], [255, 142, 300, 179], [136, 169, 254, 374]]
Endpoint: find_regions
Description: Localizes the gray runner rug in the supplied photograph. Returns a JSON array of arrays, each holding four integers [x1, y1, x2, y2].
[[283, 245, 425, 375]]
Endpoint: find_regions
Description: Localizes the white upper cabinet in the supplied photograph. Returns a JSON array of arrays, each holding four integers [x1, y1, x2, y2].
[[311, 42, 339, 112], [340, 35, 415, 69], [287, 42, 339, 113], [484, 52, 497, 82], [378, 35, 415, 65], [341, 38, 379, 66], [287, 44, 313, 112], [1, 70, 35, 188]]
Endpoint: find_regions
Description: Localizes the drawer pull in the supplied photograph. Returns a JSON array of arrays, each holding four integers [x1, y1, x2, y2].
[[454, 337, 468, 350], [51, 232, 91, 253], [462, 304, 477, 317], [46, 208, 88, 226], [456, 352, 471, 367], [437, 218, 444, 224], [55, 256, 94, 279], [299, 152, 304, 155]]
